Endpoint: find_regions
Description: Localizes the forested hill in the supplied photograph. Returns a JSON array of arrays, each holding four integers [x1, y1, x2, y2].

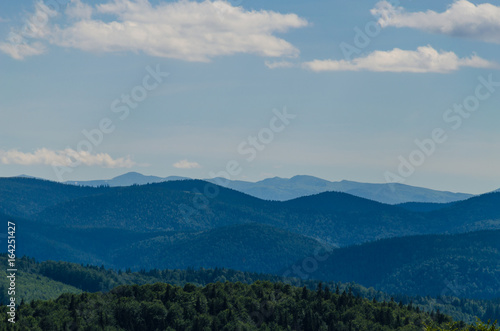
[[111, 223, 329, 273], [0, 177, 106, 218], [4, 178, 498, 248], [428, 192, 500, 232], [308, 230, 500, 299], [2, 178, 500, 247]]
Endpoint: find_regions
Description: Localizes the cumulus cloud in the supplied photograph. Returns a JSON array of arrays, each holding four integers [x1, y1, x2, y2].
[[66, 0, 93, 20], [0, 0, 308, 61], [173, 159, 201, 169], [0, 41, 46, 60], [371, 0, 500, 44], [0, 148, 135, 168], [0, 1, 57, 60], [302, 46, 497, 73]]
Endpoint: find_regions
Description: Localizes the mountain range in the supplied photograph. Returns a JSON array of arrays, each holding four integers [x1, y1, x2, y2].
[[1, 176, 499, 300], [64, 172, 189, 187], [59, 171, 475, 204]]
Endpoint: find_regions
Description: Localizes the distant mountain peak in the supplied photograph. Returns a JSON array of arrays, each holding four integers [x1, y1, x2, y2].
[[63, 172, 189, 188], [53, 172, 475, 204], [14, 174, 37, 178], [115, 171, 144, 178]]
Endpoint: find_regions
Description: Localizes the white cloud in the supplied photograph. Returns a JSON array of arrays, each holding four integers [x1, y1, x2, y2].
[[22, 1, 58, 39], [173, 159, 201, 169], [0, 41, 46, 60], [66, 0, 93, 20], [1, 0, 308, 61], [265, 60, 296, 69], [0, 1, 57, 60], [302, 46, 497, 73], [372, 0, 500, 44], [0, 148, 135, 168]]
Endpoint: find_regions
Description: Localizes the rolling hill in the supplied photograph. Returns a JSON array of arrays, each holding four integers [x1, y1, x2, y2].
[[307, 230, 500, 299], [26, 179, 433, 247], [2, 178, 499, 254], [112, 223, 332, 273], [395, 201, 456, 213], [0, 177, 105, 218]]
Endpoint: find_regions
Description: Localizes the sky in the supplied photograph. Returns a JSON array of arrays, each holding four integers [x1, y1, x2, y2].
[[0, 0, 499, 194]]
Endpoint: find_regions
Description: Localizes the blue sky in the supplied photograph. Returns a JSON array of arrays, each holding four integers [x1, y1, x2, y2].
[[0, 0, 499, 194]]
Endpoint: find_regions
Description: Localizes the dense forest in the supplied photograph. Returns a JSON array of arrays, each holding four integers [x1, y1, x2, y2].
[[2, 281, 490, 330], [1, 255, 499, 325], [309, 230, 500, 299]]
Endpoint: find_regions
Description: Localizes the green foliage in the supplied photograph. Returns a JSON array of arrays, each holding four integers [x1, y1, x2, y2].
[[0, 268, 81, 303], [0, 281, 459, 330], [425, 319, 499, 331], [1, 254, 499, 325], [0, 177, 105, 218], [310, 230, 500, 299], [112, 223, 328, 273]]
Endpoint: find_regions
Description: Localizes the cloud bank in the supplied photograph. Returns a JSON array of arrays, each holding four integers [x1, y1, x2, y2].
[[0, 148, 135, 168], [173, 159, 201, 169], [303, 46, 497, 73], [371, 0, 500, 44], [0, 0, 308, 61]]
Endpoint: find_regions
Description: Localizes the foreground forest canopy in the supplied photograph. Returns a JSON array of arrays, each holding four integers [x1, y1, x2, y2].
[[1, 255, 499, 325], [3, 281, 498, 331]]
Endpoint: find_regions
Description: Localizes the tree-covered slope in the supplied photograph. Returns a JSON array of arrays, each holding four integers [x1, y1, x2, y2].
[[309, 230, 500, 299], [396, 202, 455, 213], [24, 179, 429, 247], [10, 216, 330, 274], [3, 178, 499, 249], [34, 180, 271, 232], [111, 223, 331, 273], [429, 193, 500, 232], [0, 257, 81, 304], [27, 180, 500, 247], [0, 177, 105, 218], [2, 254, 499, 325]]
